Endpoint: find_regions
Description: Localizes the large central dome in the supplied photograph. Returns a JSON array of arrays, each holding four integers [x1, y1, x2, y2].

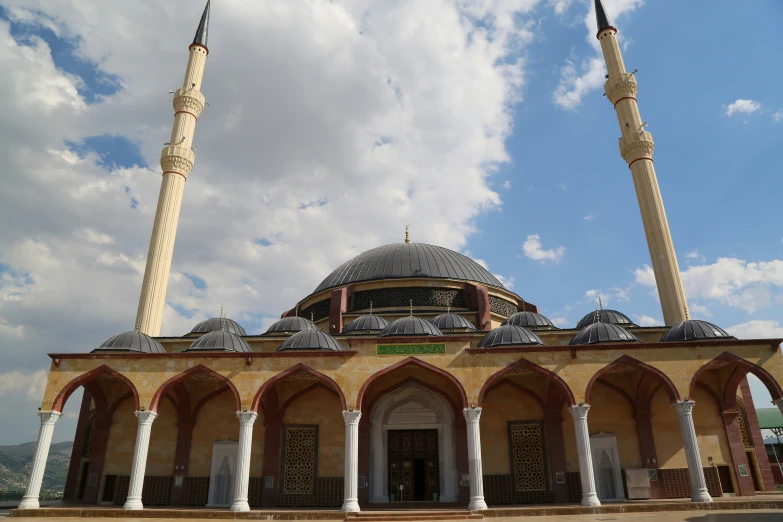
[[313, 243, 505, 294]]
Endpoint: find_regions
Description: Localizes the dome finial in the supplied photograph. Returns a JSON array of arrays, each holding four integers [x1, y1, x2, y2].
[[409, 299, 413, 316], [369, 301, 373, 316], [405, 225, 410, 244], [135, 318, 141, 332], [295, 304, 298, 317], [220, 304, 226, 331], [310, 312, 315, 324]]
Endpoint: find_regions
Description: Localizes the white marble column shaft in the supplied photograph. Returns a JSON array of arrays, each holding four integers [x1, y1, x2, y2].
[[18, 411, 61, 510], [463, 408, 488, 511], [230, 411, 257, 512], [673, 401, 712, 502], [568, 405, 600, 507], [341, 410, 362, 513], [123, 411, 158, 510]]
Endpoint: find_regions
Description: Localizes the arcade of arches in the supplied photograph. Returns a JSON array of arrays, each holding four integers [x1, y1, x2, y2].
[[21, 336, 783, 512]]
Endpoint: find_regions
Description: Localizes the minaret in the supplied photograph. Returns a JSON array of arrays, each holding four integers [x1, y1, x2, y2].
[[135, 1, 211, 336], [594, 0, 689, 325]]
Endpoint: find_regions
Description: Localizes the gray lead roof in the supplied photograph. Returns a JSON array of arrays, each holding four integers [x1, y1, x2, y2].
[[192, 0, 210, 48], [313, 243, 506, 294]]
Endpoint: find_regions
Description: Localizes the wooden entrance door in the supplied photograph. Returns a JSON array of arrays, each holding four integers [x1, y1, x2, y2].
[[388, 430, 439, 501]]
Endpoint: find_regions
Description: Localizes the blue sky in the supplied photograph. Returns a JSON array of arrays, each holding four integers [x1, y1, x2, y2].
[[0, 0, 781, 444]]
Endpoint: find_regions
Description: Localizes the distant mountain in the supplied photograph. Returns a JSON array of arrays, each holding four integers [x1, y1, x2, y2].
[[0, 441, 73, 492]]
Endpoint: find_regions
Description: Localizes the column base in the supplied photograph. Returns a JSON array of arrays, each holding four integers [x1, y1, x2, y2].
[[691, 489, 713, 503], [17, 496, 40, 510], [581, 493, 601, 507], [468, 496, 487, 511], [341, 498, 360, 513], [123, 497, 144, 510], [230, 499, 250, 512]]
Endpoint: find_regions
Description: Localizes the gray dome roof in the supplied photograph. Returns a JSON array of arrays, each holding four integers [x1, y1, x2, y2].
[[343, 315, 390, 334], [570, 322, 640, 346], [431, 313, 476, 331], [313, 243, 505, 294], [502, 311, 556, 330], [190, 317, 247, 336], [477, 325, 544, 348], [93, 331, 165, 354], [660, 320, 735, 343], [186, 331, 251, 352], [265, 316, 320, 335], [576, 309, 634, 329], [379, 316, 443, 337], [278, 330, 344, 351]]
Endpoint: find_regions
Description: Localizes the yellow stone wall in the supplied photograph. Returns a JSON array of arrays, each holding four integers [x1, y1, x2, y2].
[[282, 385, 344, 477], [479, 381, 545, 475], [189, 392, 240, 476], [586, 384, 643, 469]]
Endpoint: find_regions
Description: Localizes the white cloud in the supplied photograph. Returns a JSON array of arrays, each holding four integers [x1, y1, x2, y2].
[[727, 320, 783, 340], [584, 287, 629, 306], [724, 99, 761, 117], [502, 180, 512, 189], [522, 234, 565, 263], [689, 302, 712, 318], [549, 0, 574, 15], [686, 250, 700, 259], [773, 111, 783, 123], [584, 215, 594, 221], [0, 369, 48, 402], [558, 183, 568, 190], [550, 316, 569, 328], [552, 0, 645, 109], [633, 314, 661, 327], [634, 264, 656, 287], [78, 228, 115, 245]]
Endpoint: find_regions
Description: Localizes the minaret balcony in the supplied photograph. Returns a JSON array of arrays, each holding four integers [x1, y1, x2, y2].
[[172, 88, 205, 117], [619, 130, 654, 164], [604, 72, 638, 105], [160, 146, 195, 177]]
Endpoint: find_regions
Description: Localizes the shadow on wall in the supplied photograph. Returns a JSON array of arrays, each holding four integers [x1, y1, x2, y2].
[[686, 514, 783, 522]]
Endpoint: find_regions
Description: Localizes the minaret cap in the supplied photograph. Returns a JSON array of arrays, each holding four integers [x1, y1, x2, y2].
[[594, 0, 616, 38], [192, 0, 211, 50]]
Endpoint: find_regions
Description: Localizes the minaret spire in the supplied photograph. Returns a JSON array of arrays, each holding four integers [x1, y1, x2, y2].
[[193, 0, 210, 49], [596, 4, 690, 326], [134, 3, 212, 336]]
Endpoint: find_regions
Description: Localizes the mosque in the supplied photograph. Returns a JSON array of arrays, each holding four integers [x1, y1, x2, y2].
[[16, 0, 783, 515]]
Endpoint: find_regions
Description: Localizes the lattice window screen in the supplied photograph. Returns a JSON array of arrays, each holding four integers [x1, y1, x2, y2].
[[283, 427, 317, 495], [737, 403, 752, 448], [83, 411, 97, 457], [510, 423, 546, 491]]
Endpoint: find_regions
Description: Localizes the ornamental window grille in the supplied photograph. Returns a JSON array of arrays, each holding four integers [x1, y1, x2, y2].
[[489, 296, 518, 318], [282, 426, 318, 495], [509, 422, 547, 491], [736, 402, 752, 448], [351, 287, 466, 311], [83, 411, 97, 457], [300, 300, 330, 323]]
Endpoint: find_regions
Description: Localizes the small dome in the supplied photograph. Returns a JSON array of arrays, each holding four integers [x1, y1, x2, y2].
[[660, 320, 736, 343], [576, 309, 634, 329], [570, 322, 641, 346], [190, 317, 247, 336], [343, 315, 390, 334], [502, 311, 556, 330], [93, 331, 165, 354], [477, 325, 544, 348], [265, 316, 320, 335], [379, 316, 443, 337], [277, 330, 344, 351], [431, 313, 476, 331], [186, 331, 252, 353]]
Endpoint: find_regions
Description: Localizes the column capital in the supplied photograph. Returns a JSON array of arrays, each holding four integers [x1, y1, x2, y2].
[[236, 411, 258, 426], [342, 410, 362, 425], [38, 411, 62, 425], [673, 400, 695, 416], [568, 404, 590, 419], [135, 411, 158, 425], [463, 407, 482, 423]]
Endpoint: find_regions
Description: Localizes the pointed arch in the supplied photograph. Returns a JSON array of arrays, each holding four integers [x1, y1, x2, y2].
[[251, 363, 347, 413], [149, 365, 241, 413], [51, 365, 139, 412], [356, 357, 468, 410], [690, 352, 783, 404], [585, 355, 680, 405], [477, 357, 575, 407]]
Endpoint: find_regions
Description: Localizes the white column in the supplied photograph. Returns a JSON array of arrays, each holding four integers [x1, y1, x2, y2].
[[463, 408, 487, 511], [341, 410, 361, 513], [18, 411, 61, 510], [123, 411, 158, 510], [568, 405, 600, 507], [230, 411, 257, 512], [673, 401, 712, 502]]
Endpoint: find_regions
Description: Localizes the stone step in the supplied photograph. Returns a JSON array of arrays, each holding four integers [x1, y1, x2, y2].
[[346, 516, 483, 522]]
